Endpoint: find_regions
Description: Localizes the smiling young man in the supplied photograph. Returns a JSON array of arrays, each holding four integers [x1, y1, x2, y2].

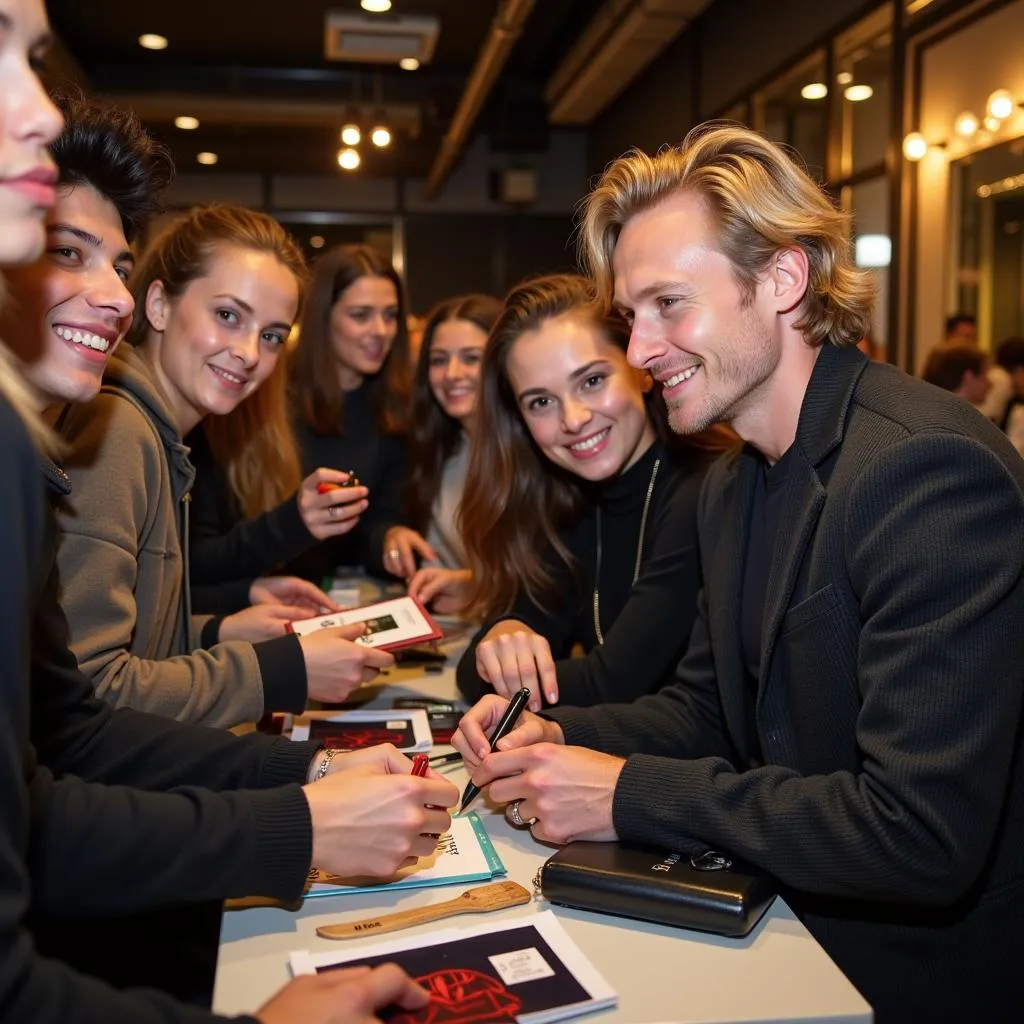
[[454, 125, 1024, 1022]]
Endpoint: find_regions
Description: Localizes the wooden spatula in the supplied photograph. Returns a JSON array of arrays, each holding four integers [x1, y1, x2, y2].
[[315, 880, 532, 940]]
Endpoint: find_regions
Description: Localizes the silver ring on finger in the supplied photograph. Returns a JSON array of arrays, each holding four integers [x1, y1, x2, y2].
[[328, 504, 340, 519], [506, 800, 526, 827], [387, 547, 401, 562]]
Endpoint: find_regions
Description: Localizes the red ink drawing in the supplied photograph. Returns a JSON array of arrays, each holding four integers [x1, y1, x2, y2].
[[388, 968, 522, 1024]]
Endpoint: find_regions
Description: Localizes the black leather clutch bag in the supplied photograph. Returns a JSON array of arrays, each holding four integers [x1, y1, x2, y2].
[[537, 842, 776, 938]]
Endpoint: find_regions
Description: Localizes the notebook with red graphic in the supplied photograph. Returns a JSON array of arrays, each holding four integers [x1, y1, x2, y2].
[[289, 911, 616, 1024], [291, 709, 432, 752]]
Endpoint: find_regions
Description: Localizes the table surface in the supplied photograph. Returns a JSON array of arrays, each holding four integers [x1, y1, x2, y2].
[[214, 661, 872, 1024]]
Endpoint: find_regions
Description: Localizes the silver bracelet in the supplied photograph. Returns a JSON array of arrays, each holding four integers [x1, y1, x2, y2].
[[310, 747, 342, 783]]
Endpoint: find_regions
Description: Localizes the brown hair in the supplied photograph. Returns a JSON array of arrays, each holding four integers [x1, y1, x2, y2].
[[407, 293, 502, 533], [580, 123, 874, 348], [291, 244, 411, 437], [460, 273, 730, 619], [127, 204, 307, 518], [923, 344, 987, 394]]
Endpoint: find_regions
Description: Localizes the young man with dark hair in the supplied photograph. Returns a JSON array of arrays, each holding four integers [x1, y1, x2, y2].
[[0, 90, 455, 1022], [944, 311, 977, 345], [456, 125, 1024, 1022], [922, 342, 992, 405]]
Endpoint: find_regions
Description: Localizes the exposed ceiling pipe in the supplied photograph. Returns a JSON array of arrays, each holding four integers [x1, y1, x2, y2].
[[422, 0, 537, 200]]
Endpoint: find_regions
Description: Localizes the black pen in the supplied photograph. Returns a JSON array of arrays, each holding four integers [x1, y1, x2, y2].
[[459, 687, 531, 813]]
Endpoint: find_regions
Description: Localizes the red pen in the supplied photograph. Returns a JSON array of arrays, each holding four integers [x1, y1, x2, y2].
[[411, 753, 430, 777]]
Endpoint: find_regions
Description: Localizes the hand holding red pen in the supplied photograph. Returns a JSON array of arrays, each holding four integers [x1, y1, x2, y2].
[[297, 468, 368, 540]]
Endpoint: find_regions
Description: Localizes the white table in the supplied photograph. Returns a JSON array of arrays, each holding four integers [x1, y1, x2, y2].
[[214, 664, 872, 1024]]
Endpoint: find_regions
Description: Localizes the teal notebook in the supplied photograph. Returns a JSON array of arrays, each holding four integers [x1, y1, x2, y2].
[[303, 812, 505, 899]]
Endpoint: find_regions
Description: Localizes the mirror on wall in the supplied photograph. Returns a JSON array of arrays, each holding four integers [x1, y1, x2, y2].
[[950, 136, 1024, 349]]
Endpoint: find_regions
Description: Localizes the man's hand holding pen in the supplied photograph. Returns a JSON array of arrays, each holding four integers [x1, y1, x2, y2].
[[452, 694, 625, 845]]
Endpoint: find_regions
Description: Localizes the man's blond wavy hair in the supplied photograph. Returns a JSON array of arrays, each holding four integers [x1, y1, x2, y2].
[[579, 123, 875, 348]]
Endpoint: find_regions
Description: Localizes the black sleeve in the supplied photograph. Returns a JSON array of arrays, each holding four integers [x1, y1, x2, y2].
[[0, 399, 248, 1024], [355, 432, 411, 577], [187, 426, 319, 614], [456, 548, 583, 703], [548, 466, 705, 706]]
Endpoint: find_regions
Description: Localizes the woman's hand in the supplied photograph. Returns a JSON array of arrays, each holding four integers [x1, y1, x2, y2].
[[298, 468, 369, 541], [382, 526, 438, 580], [475, 620, 558, 711], [407, 567, 472, 614], [250, 575, 339, 617], [220, 603, 311, 642]]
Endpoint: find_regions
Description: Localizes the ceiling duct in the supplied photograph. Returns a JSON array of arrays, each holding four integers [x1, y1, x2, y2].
[[546, 0, 711, 125], [324, 11, 439, 65], [423, 0, 537, 200]]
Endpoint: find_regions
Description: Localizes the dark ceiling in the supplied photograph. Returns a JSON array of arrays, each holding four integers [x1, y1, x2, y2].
[[45, 0, 599, 180]]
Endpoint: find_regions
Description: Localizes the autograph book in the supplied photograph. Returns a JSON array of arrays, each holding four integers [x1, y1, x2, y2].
[[303, 812, 505, 898], [287, 595, 443, 652], [289, 910, 616, 1023]]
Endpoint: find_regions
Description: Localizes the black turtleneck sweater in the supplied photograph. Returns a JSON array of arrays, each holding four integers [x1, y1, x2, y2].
[[456, 440, 712, 708]]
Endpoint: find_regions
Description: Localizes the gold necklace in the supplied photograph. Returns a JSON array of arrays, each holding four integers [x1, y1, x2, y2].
[[592, 457, 661, 645]]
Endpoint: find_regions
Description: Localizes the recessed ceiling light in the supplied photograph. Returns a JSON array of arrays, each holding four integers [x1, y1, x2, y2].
[[340, 124, 361, 146], [800, 83, 828, 100], [338, 148, 361, 171], [310, 235, 325, 249], [138, 33, 168, 50], [399, 57, 420, 71], [371, 126, 392, 148], [987, 88, 1015, 121], [844, 84, 874, 102], [836, 71, 853, 86], [197, 152, 218, 166], [360, 0, 392, 11], [954, 111, 979, 138], [175, 115, 199, 130]]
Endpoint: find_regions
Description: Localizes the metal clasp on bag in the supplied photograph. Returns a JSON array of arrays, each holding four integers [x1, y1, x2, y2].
[[532, 865, 545, 897], [690, 850, 732, 872]]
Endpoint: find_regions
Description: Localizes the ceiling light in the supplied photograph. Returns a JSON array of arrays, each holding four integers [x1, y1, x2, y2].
[[338, 148, 361, 171], [360, 0, 392, 11], [800, 83, 828, 100], [399, 57, 420, 71], [844, 84, 874, 102], [174, 115, 199, 130], [340, 124, 361, 146], [953, 111, 979, 138], [310, 235, 325, 249], [986, 88, 1014, 121], [902, 132, 928, 161], [984, 115, 1002, 133], [197, 152, 218, 166], [836, 71, 854, 86], [138, 33, 168, 50], [371, 126, 392, 148]]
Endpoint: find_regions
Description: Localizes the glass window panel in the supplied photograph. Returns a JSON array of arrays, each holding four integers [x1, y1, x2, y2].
[[833, 6, 893, 177], [753, 51, 827, 181], [846, 176, 891, 357]]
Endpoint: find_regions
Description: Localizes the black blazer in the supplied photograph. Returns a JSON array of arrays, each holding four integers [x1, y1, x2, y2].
[[551, 345, 1024, 1022]]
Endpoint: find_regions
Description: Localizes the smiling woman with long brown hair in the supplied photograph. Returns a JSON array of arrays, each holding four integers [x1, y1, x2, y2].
[[455, 273, 733, 711]]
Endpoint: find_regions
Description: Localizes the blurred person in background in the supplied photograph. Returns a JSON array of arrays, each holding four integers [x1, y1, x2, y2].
[[398, 292, 502, 612]]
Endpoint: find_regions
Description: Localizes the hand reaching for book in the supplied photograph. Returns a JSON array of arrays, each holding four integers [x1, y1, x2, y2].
[[299, 625, 395, 703], [255, 965, 429, 1024], [250, 575, 338, 616], [382, 525, 438, 580], [407, 566, 471, 614], [220, 602, 317, 642], [303, 764, 458, 878]]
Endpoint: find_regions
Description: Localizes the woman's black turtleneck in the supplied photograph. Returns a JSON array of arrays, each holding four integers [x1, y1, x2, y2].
[[456, 438, 713, 708]]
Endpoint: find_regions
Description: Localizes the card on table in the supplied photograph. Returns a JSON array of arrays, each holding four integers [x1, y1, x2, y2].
[[291, 709, 432, 752], [302, 811, 505, 897], [289, 910, 617, 1023]]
